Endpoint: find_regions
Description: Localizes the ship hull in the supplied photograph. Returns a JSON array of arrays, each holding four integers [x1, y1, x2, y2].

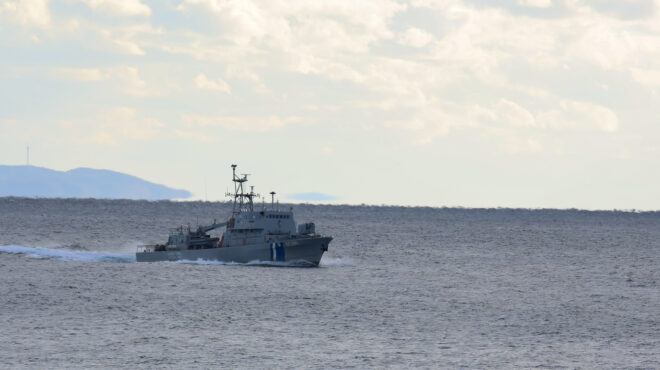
[[136, 236, 331, 266]]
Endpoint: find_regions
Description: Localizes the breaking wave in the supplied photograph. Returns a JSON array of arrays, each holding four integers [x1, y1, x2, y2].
[[0, 245, 136, 263], [320, 257, 355, 267], [0, 245, 354, 267], [170, 259, 319, 267]]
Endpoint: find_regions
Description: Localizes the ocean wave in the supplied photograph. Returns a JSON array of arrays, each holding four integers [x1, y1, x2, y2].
[[0, 245, 353, 267], [0, 245, 136, 263], [169, 259, 242, 266], [169, 259, 319, 267], [319, 257, 355, 267]]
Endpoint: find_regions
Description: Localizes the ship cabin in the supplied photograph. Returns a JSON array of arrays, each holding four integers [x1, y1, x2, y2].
[[223, 210, 297, 247], [232, 210, 296, 233], [219, 164, 315, 248]]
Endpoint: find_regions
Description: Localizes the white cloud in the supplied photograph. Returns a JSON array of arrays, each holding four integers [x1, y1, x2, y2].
[[410, 0, 460, 9], [79, 0, 151, 17], [182, 114, 299, 133], [516, 0, 552, 8], [225, 64, 261, 82], [538, 101, 619, 133], [225, 65, 269, 94], [3, 0, 660, 208], [2, 0, 50, 27], [194, 73, 231, 94], [69, 107, 164, 146], [399, 27, 434, 48], [386, 101, 460, 145], [54, 68, 106, 82], [475, 99, 537, 128], [111, 38, 146, 55], [386, 97, 617, 147], [98, 27, 150, 55], [173, 129, 219, 143], [630, 67, 660, 86], [112, 66, 153, 96], [52, 66, 157, 97], [176, 0, 405, 55], [500, 135, 544, 154], [165, 0, 637, 151]]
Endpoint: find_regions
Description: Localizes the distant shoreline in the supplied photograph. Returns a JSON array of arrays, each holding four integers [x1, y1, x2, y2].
[[0, 165, 191, 200], [0, 196, 657, 213]]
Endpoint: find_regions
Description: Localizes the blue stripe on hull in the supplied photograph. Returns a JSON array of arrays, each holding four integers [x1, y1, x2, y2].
[[276, 243, 285, 261], [270, 242, 286, 262]]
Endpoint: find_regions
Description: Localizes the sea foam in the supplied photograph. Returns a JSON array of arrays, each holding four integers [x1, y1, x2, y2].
[[170, 259, 319, 267], [0, 245, 352, 267], [320, 257, 355, 267], [0, 245, 136, 263]]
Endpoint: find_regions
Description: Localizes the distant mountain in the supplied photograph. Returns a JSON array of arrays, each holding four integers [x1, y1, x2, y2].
[[0, 165, 192, 200]]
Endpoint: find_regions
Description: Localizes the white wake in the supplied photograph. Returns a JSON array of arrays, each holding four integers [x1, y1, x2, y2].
[[0, 245, 136, 263]]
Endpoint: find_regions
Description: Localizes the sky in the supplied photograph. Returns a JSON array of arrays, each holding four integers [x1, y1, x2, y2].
[[1, 0, 659, 210]]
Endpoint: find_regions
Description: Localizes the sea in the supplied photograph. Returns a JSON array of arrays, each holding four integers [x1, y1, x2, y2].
[[0, 198, 658, 369]]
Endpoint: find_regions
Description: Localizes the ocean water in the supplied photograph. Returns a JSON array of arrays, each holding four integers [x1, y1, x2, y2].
[[0, 198, 658, 369]]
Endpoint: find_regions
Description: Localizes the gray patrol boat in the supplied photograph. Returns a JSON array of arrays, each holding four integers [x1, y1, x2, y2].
[[136, 164, 332, 266]]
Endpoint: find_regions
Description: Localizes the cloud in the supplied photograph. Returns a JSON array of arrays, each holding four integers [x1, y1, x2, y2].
[[112, 66, 153, 96], [386, 97, 617, 147], [225, 64, 269, 93], [164, 0, 635, 153], [170, 0, 406, 84], [177, 0, 405, 51], [538, 101, 619, 133], [474, 99, 537, 128], [79, 0, 151, 17], [399, 27, 434, 48], [500, 135, 545, 154], [2, 0, 50, 27], [182, 114, 300, 132], [194, 73, 231, 94], [516, 0, 552, 8], [52, 66, 157, 97], [54, 68, 106, 82], [0, 0, 653, 155], [630, 67, 660, 86], [288, 192, 337, 202], [97, 24, 163, 55], [111, 38, 146, 55], [81, 107, 164, 146], [173, 129, 219, 143]]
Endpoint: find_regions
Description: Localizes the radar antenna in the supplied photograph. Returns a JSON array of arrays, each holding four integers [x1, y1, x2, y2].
[[225, 164, 259, 215]]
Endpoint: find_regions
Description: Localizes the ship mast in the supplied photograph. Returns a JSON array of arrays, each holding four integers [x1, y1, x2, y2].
[[227, 164, 258, 215]]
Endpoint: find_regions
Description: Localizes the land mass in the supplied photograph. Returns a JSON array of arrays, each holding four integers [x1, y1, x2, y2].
[[0, 165, 191, 200]]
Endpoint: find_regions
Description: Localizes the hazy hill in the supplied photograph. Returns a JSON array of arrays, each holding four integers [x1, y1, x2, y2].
[[0, 165, 192, 200]]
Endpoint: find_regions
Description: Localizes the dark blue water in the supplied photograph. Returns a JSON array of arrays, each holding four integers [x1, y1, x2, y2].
[[1, 198, 658, 368]]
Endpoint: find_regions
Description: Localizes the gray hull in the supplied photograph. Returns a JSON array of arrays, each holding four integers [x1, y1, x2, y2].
[[136, 236, 331, 266]]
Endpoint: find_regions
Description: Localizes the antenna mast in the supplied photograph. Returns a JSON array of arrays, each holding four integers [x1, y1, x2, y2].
[[26, 145, 30, 166], [226, 164, 259, 215]]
